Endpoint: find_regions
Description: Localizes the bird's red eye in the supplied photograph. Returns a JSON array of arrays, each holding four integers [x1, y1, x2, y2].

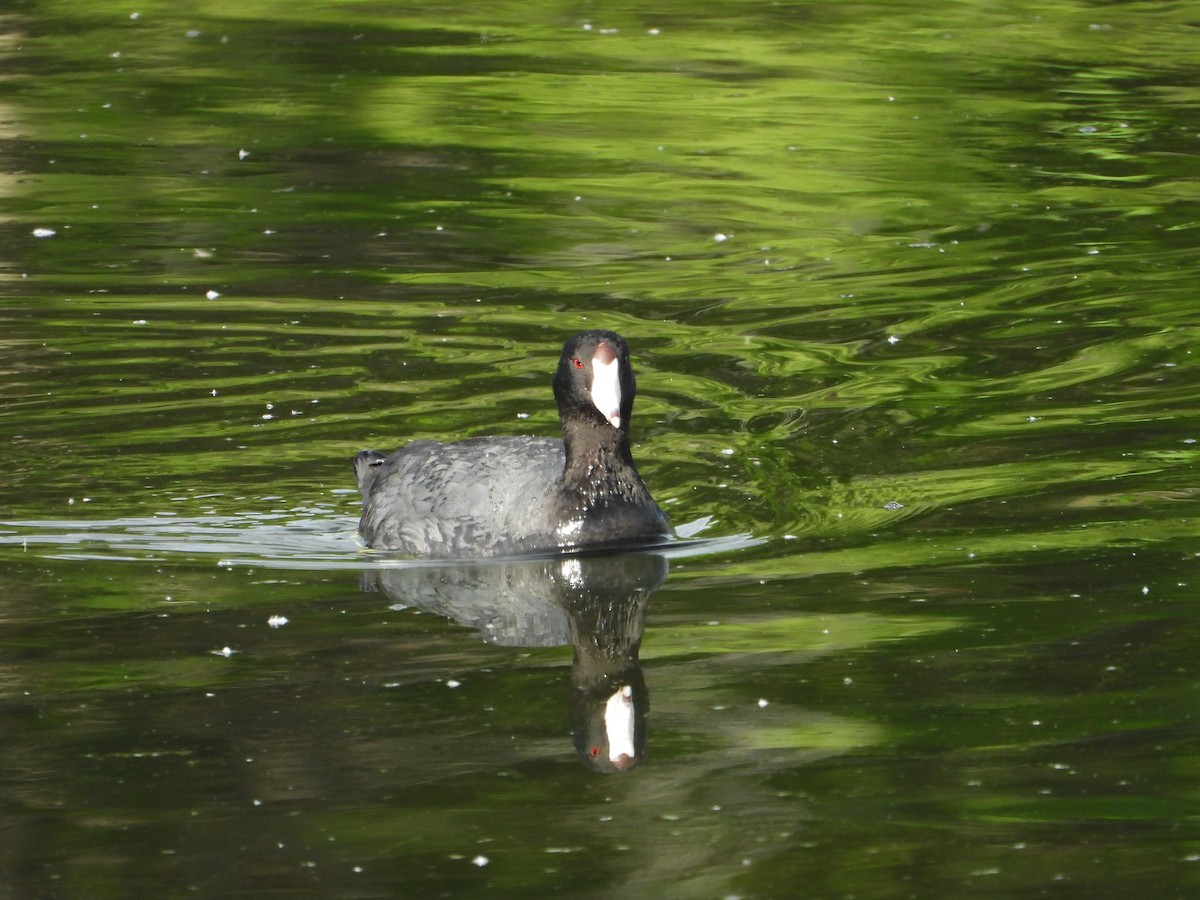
[[573, 357, 584, 369], [589, 746, 601, 757]]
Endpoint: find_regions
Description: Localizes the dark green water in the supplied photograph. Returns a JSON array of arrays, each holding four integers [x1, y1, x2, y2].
[[2, 1, 1199, 897]]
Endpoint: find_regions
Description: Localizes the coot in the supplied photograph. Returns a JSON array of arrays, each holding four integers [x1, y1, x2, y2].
[[354, 330, 672, 558]]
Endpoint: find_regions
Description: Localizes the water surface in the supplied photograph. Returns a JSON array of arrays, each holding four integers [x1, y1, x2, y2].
[[2, 1, 1199, 897]]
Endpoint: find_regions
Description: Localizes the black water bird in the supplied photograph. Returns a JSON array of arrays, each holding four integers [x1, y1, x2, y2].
[[354, 330, 672, 558]]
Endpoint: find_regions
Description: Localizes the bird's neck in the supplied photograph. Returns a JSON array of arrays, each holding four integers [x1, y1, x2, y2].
[[557, 422, 646, 509]]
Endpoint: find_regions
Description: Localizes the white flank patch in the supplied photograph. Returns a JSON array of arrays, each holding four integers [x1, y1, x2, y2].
[[591, 354, 622, 428]]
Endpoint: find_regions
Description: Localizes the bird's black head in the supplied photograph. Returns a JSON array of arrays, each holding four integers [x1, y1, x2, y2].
[[553, 330, 636, 434]]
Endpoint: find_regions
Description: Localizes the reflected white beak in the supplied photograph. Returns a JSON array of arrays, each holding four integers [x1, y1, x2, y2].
[[591, 344, 622, 429], [605, 684, 636, 763]]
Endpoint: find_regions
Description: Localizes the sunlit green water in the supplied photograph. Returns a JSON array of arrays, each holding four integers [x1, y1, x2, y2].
[[2, 1, 1199, 897]]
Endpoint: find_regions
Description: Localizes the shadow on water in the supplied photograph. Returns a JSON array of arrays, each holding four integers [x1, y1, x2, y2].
[[364, 552, 666, 772], [0, 512, 763, 772]]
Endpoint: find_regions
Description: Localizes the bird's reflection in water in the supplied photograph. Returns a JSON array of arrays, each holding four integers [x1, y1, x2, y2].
[[360, 551, 667, 772]]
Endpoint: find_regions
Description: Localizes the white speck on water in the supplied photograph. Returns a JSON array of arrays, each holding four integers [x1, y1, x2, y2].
[[843, 677, 853, 685], [721, 448, 734, 456], [446, 679, 461, 688], [32, 227, 56, 238], [133, 319, 147, 325], [205, 289, 220, 300], [1141, 586, 1149, 595], [714, 232, 728, 242], [267, 615, 288, 628], [212, 646, 236, 657], [238, 148, 250, 160], [887, 334, 900, 344], [472, 855, 489, 867], [757, 698, 769, 708], [884, 500, 904, 511], [516, 412, 529, 419]]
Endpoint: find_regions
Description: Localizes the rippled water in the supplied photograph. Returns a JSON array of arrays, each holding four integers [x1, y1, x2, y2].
[[2, 1, 1199, 897]]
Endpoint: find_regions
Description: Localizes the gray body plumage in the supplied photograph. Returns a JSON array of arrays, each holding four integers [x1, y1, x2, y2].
[[357, 436, 568, 557]]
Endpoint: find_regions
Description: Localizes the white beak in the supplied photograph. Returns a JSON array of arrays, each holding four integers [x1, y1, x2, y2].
[[590, 351, 622, 429]]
